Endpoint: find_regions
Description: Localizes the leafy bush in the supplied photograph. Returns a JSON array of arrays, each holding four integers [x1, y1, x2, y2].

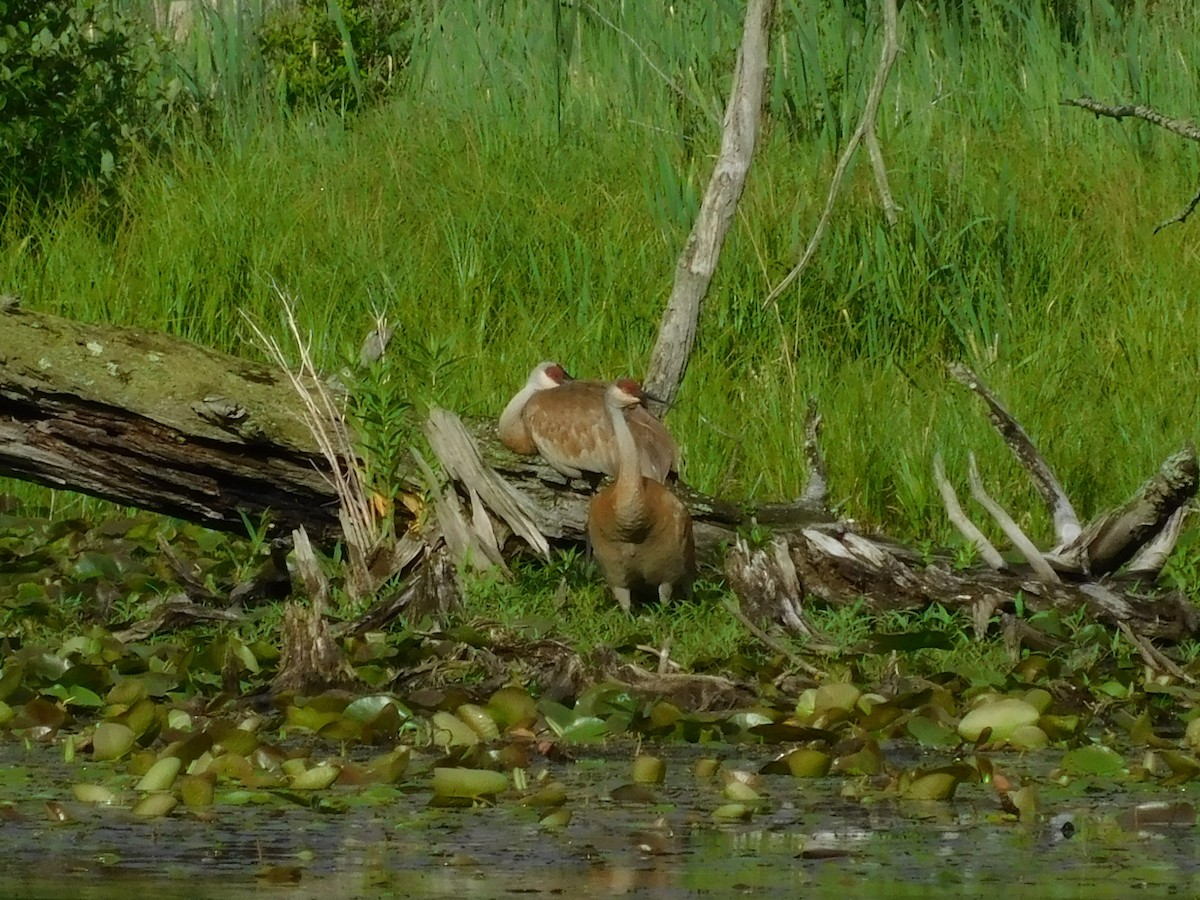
[[257, 0, 411, 111], [0, 0, 178, 209]]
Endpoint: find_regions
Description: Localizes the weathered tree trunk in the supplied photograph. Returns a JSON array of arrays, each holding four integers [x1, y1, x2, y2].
[[644, 0, 774, 412], [0, 306, 825, 554], [0, 305, 347, 541]]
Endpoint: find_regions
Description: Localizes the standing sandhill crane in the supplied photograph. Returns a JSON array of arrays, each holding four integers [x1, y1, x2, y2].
[[587, 380, 695, 613], [498, 362, 679, 482]]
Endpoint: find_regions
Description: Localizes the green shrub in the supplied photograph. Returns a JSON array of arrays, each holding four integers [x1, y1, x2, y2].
[[0, 0, 177, 209], [257, 0, 411, 111]]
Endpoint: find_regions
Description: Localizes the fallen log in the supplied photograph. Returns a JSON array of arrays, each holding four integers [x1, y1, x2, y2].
[[2, 305, 1196, 650], [0, 305, 827, 553]]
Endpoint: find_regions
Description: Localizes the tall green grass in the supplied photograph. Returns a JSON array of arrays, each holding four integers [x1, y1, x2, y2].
[[4, 0, 1200, 552]]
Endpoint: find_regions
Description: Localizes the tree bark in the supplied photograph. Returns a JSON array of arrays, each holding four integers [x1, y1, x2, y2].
[[0, 305, 345, 541]]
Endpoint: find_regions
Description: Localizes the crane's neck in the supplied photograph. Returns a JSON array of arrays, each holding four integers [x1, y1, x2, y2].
[[498, 384, 537, 452], [607, 396, 646, 516]]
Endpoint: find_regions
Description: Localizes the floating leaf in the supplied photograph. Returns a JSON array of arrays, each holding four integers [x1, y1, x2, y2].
[[487, 687, 537, 730], [132, 792, 177, 819], [136, 756, 181, 792], [73, 783, 118, 805], [431, 767, 507, 799], [521, 783, 567, 809], [289, 763, 341, 791], [180, 774, 215, 808], [1023, 688, 1052, 714], [712, 803, 753, 822], [457, 704, 499, 741], [1009, 786, 1038, 821], [958, 698, 1040, 743], [907, 715, 959, 748], [343, 695, 405, 723], [559, 716, 609, 744], [92, 722, 136, 761], [431, 711, 480, 748], [631, 755, 665, 785], [539, 808, 572, 828], [1009, 725, 1049, 751], [1061, 744, 1126, 777], [785, 749, 831, 778], [902, 771, 959, 801]]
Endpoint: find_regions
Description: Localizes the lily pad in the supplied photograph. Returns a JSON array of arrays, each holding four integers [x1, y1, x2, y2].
[[92, 722, 136, 761], [957, 698, 1040, 743], [431, 767, 507, 799], [1061, 744, 1126, 777]]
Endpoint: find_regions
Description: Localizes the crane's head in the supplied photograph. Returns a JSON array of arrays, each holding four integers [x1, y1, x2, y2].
[[528, 361, 572, 390], [608, 378, 645, 409]]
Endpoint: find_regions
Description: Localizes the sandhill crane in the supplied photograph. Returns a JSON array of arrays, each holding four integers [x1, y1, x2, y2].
[[498, 361, 570, 455], [587, 380, 695, 613], [498, 362, 679, 482]]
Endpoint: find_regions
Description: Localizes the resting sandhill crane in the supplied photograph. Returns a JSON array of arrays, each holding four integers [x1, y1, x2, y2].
[[587, 380, 695, 613], [498, 362, 679, 482]]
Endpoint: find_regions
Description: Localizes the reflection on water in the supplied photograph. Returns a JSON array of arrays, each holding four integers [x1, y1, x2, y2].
[[1, 746, 1198, 898]]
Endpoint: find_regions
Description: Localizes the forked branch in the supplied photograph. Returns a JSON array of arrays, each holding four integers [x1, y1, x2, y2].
[[948, 362, 1081, 544]]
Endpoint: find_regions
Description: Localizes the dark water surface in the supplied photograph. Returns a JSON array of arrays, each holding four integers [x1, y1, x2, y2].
[[1, 744, 1197, 898]]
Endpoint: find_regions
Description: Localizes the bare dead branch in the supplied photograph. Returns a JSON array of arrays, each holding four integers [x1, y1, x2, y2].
[[1127, 505, 1190, 576], [1119, 621, 1194, 684], [1155, 186, 1200, 234], [644, 0, 774, 412], [724, 597, 827, 677], [764, 0, 901, 307], [932, 452, 1008, 571], [425, 407, 550, 557], [1052, 447, 1197, 576], [949, 362, 1081, 544], [1062, 97, 1200, 234], [1062, 97, 1200, 142], [966, 454, 1060, 582]]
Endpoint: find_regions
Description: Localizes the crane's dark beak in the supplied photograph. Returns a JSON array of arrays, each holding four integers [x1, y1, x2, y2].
[[641, 388, 668, 407]]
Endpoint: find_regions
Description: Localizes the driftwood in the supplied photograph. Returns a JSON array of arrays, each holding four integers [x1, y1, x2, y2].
[[0, 304, 348, 542], [722, 363, 1198, 654]]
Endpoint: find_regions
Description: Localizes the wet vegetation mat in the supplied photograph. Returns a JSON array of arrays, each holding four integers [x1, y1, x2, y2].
[[2, 508, 1200, 897]]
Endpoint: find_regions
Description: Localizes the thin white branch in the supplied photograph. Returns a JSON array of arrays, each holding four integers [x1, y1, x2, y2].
[[933, 452, 1007, 571], [764, 0, 901, 307], [966, 453, 1060, 583], [949, 362, 1081, 545]]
